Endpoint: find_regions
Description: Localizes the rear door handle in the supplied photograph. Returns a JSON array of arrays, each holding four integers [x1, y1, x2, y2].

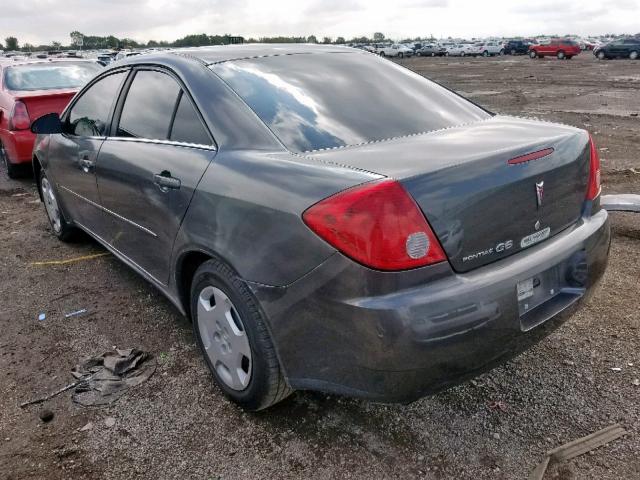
[[154, 172, 181, 191]]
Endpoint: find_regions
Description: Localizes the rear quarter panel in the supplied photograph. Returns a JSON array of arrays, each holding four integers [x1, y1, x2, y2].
[[172, 149, 381, 287]]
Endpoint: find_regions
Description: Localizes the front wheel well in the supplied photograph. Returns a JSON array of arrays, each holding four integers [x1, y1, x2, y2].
[[33, 155, 43, 201]]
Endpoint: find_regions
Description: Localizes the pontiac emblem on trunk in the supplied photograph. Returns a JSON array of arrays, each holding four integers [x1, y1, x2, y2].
[[535, 181, 544, 208]]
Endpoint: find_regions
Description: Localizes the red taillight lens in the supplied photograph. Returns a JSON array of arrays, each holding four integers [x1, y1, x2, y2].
[[10, 101, 31, 131], [302, 179, 446, 271], [586, 134, 601, 200]]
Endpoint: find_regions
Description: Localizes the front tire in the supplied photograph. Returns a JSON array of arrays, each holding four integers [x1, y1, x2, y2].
[[39, 170, 77, 241], [191, 259, 292, 411], [557, 50, 566, 59], [597, 50, 606, 60], [499, 49, 505, 56], [529, 50, 537, 59]]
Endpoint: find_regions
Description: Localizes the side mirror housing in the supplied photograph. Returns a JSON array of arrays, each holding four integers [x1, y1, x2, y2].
[[31, 113, 63, 135]]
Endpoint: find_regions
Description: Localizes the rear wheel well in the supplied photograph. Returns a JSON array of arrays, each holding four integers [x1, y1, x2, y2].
[[177, 251, 214, 320]]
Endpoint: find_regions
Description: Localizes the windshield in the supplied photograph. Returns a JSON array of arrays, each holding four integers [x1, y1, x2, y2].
[[212, 52, 489, 152], [3, 62, 101, 91]]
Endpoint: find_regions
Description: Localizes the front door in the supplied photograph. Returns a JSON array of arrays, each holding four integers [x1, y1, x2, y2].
[[96, 69, 215, 285], [48, 71, 128, 231]]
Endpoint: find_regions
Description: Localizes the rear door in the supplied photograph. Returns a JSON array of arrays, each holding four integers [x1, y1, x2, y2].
[[95, 68, 215, 285], [47, 70, 128, 230]]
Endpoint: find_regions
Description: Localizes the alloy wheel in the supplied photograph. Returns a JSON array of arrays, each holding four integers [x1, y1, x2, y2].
[[40, 177, 62, 233], [197, 286, 252, 391]]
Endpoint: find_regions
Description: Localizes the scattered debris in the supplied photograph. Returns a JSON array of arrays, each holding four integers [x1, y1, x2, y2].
[[20, 349, 155, 408], [79, 422, 94, 432], [37, 313, 46, 321], [632, 379, 640, 386], [611, 367, 623, 372], [492, 432, 501, 440], [529, 424, 628, 480], [64, 309, 87, 318], [29, 252, 110, 267], [104, 417, 116, 428], [21, 378, 87, 408], [601, 194, 640, 213], [71, 349, 156, 406], [488, 400, 508, 411], [39, 409, 54, 423]]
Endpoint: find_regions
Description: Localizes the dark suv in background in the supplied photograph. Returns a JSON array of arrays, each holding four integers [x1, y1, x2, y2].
[[504, 40, 532, 55], [595, 38, 640, 60]]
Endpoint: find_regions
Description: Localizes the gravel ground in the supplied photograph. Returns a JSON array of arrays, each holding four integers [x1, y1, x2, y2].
[[1, 53, 639, 480]]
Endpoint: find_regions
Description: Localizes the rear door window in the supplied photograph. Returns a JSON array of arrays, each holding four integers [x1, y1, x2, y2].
[[67, 71, 127, 137], [169, 92, 211, 145], [117, 70, 180, 140]]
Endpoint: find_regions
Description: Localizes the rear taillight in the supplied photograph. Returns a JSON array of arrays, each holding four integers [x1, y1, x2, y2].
[[586, 134, 601, 200], [9, 101, 31, 131], [302, 179, 446, 271]]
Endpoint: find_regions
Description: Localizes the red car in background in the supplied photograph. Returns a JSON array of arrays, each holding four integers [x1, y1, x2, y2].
[[0, 59, 101, 177], [529, 39, 582, 60]]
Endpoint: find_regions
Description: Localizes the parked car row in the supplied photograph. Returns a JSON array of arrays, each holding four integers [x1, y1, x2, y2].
[[594, 37, 640, 60]]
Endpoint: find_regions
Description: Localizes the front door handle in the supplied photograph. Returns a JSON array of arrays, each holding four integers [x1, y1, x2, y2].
[[154, 171, 181, 191], [80, 157, 94, 173]]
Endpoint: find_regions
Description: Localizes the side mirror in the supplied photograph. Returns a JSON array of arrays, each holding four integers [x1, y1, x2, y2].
[[31, 113, 63, 135]]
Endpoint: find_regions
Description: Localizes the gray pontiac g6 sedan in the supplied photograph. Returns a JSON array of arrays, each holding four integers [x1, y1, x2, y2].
[[30, 44, 610, 410]]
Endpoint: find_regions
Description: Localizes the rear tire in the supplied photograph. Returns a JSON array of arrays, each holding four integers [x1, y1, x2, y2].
[[191, 259, 292, 411], [630, 50, 638, 60], [499, 49, 505, 56], [39, 169, 77, 241], [557, 50, 566, 60], [483, 50, 489, 57]]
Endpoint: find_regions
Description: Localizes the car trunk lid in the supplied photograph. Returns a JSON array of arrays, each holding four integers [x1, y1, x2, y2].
[[12, 89, 77, 123], [307, 116, 591, 272]]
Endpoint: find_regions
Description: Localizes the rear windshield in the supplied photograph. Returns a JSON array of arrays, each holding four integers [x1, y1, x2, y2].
[[211, 52, 490, 152], [3, 62, 101, 91]]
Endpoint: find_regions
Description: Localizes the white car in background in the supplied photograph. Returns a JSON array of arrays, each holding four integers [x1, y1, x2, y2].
[[480, 41, 506, 56], [445, 44, 474, 56], [377, 44, 414, 58]]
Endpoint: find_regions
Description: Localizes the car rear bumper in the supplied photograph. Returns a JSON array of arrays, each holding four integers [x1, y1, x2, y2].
[[250, 209, 610, 403], [0, 129, 35, 164]]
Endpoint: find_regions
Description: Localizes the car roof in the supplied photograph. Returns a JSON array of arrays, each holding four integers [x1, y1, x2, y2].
[[169, 43, 357, 64]]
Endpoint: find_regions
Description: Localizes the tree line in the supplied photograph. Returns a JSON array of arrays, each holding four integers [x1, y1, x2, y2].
[[1, 31, 422, 52]]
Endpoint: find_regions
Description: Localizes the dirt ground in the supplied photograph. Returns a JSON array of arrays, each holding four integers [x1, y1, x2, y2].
[[1, 53, 639, 480]]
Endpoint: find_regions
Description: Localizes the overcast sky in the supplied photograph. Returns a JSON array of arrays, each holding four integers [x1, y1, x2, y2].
[[1, 0, 639, 45]]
